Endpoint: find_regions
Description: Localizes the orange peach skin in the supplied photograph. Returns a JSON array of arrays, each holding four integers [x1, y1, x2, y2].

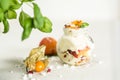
[[39, 37, 57, 55]]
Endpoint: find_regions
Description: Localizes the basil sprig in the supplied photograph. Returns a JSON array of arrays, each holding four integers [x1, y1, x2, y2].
[[0, 0, 52, 41], [33, 3, 52, 33]]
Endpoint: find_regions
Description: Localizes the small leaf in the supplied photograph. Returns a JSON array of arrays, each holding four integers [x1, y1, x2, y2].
[[33, 3, 44, 29], [19, 11, 33, 40], [10, 0, 22, 10], [33, 3, 52, 33], [0, 0, 11, 11], [19, 10, 31, 27], [80, 22, 89, 28], [3, 19, 9, 33], [22, 0, 34, 2], [22, 18, 33, 40], [0, 8, 4, 21], [6, 9, 17, 19], [40, 17, 52, 32]]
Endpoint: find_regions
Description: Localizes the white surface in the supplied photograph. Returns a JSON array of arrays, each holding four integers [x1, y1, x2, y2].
[[32, 0, 119, 20], [0, 0, 120, 80], [0, 20, 119, 80]]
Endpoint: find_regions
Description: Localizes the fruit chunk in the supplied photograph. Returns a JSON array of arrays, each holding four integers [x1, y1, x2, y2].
[[65, 20, 89, 29], [67, 49, 78, 58], [24, 45, 46, 71], [71, 20, 83, 26], [39, 37, 57, 55], [35, 61, 45, 72], [24, 45, 49, 73]]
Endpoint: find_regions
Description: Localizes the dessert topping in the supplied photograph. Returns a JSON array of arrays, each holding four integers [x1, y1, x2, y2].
[[65, 20, 89, 29], [35, 61, 45, 72], [24, 45, 49, 72], [67, 49, 78, 58]]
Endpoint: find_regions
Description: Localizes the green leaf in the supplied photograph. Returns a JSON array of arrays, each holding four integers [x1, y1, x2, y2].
[[80, 22, 89, 28], [22, 0, 34, 2], [40, 17, 52, 32], [19, 11, 33, 40], [33, 3, 52, 33], [0, 8, 4, 21], [10, 0, 22, 10], [22, 18, 33, 40], [0, 0, 11, 11], [3, 19, 9, 33], [33, 3, 44, 30], [6, 9, 17, 19], [19, 10, 31, 27]]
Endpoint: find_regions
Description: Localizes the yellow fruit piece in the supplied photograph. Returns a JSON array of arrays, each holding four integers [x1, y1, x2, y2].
[[35, 61, 45, 72], [24, 45, 46, 71], [71, 20, 83, 26]]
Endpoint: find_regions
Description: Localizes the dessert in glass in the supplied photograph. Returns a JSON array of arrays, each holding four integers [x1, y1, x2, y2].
[[57, 20, 94, 66]]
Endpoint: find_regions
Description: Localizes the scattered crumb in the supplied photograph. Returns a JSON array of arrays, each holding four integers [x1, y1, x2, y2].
[[22, 74, 28, 80], [63, 64, 69, 68], [13, 56, 99, 80], [40, 72, 46, 76], [30, 78, 36, 80], [10, 70, 14, 74], [98, 61, 103, 64], [28, 74, 33, 79], [59, 75, 63, 78], [70, 65, 75, 69], [48, 65, 53, 69], [56, 65, 61, 69], [93, 54, 96, 57]]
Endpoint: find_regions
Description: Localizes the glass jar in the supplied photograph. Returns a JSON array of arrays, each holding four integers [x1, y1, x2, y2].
[[57, 27, 94, 66]]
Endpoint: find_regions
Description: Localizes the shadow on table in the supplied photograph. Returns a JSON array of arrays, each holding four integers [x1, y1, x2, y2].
[[0, 58, 26, 80]]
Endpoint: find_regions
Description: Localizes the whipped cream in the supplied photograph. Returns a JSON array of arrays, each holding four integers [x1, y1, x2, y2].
[[57, 20, 94, 65]]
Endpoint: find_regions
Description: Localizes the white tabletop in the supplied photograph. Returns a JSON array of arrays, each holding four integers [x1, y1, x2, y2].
[[0, 20, 120, 80]]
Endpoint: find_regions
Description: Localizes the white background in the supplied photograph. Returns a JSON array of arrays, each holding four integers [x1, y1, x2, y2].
[[0, 0, 120, 80]]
